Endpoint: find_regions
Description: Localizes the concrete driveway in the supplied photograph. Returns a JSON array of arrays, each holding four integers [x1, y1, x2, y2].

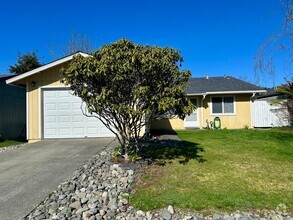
[[0, 138, 116, 220]]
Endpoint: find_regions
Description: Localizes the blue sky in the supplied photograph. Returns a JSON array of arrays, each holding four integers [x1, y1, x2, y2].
[[0, 0, 286, 87]]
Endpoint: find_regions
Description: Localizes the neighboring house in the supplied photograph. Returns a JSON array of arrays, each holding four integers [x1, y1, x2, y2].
[[7, 52, 115, 143], [252, 92, 290, 127], [151, 75, 266, 130], [0, 74, 26, 139]]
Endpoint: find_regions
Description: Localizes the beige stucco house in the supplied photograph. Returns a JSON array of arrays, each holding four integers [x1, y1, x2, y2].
[[6, 52, 266, 143]]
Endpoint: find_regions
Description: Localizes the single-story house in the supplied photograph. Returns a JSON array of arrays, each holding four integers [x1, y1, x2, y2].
[[7, 52, 266, 143], [151, 75, 266, 130], [0, 74, 26, 139]]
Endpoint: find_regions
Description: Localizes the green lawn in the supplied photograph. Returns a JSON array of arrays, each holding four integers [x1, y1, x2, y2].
[[0, 139, 25, 148], [130, 129, 293, 212]]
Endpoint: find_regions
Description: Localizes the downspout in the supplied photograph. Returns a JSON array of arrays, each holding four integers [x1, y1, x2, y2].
[[250, 93, 256, 128], [201, 94, 206, 129]]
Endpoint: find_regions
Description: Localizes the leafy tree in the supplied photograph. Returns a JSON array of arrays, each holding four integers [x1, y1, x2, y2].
[[61, 39, 194, 160], [9, 51, 42, 74]]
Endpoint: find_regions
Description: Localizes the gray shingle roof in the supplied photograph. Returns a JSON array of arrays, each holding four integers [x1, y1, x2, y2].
[[185, 76, 265, 94], [0, 74, 16, 79]]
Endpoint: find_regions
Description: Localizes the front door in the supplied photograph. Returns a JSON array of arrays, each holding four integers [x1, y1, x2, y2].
[[184, 98, 199, 128]]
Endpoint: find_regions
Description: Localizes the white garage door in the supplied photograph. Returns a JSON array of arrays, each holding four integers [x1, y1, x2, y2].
[[43, 89, 114, 138]]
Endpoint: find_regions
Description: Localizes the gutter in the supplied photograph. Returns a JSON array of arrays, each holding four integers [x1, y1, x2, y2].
[[187, 90, 267, 96]]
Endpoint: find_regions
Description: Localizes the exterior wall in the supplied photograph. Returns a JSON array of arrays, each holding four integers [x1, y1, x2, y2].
[[0, 78, 26, 139], [202, 94, 252, 129], [151, 117, 184, 130], [25, 63, 67, 142], [18, 62, 144, 142], [151, 94, 252, 130]]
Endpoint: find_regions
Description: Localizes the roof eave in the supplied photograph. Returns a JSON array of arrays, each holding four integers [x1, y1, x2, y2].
[[6, 52, 90, 85]]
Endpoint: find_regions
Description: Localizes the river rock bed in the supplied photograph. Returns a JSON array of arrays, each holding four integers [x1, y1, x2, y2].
[[24, 145, 292, 220], [0, 143, 27, 154]]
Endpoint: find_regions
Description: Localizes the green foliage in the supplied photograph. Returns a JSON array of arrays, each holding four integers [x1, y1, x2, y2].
[[0, 139, 25, 148], [128, 152, 142, 162], [61, 39, 194, 159], [9, 51, 42, 74], [112, 146, 123, 158], [112, 145, 141, 162], [243, 124, 249, 129]]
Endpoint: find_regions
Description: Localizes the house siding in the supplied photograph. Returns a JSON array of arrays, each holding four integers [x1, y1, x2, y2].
[[151, 117, 184, 130], [0, 77, 26, 139], [25, 64, 67, 142], [203, 94, 252, 129], [151, 94, 252, 130]]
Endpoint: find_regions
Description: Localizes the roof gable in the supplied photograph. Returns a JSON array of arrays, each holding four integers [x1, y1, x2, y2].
[[6, 52, 90, 85]]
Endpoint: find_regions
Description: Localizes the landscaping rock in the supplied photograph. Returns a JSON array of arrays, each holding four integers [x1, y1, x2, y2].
[[0, 143, 27, 154], [69, 201, 81, 210], [167, 205, 174, 214], [99, 209, 106, 216], [76, 207, 88, 215], [213, 213, 222, 220], [162, 210, 172, 220]]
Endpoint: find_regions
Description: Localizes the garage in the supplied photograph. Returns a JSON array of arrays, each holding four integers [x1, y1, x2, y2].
[[43, 89, 114, 138], [6, 52, 118, 142]]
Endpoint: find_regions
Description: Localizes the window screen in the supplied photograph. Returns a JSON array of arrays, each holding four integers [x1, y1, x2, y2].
[[212, 97, 223, 113], [223, 97, 234, 113], [212, 96, 234, 114]]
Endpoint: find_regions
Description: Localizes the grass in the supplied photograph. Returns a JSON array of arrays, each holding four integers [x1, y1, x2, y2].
[[130, 129, 293, 212], [0, 139, 25, 148]]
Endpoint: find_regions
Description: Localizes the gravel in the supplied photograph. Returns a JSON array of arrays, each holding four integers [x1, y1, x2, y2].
[[0, 143, 27, 154], [24, 145, 292, 220]]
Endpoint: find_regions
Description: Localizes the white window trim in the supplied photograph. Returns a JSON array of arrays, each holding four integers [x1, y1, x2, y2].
[[210, 95, 236, 116]]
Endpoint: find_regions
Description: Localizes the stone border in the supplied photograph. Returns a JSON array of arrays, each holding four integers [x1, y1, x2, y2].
[[0, 143, 27, 154]]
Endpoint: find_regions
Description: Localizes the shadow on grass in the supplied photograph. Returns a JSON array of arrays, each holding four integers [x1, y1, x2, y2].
[[140, 139, 206, 166]]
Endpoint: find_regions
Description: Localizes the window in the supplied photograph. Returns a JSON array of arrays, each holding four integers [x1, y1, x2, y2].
[[211, 96, 235, 114]]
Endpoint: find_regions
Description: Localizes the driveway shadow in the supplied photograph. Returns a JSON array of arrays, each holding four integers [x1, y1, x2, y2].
[[140, 139, 206, 166]]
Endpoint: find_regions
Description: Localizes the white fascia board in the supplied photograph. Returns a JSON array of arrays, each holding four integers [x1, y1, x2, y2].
[[187, 90, 267, 96], [6, 52, 90, 85], [186, 93, 206, 96]]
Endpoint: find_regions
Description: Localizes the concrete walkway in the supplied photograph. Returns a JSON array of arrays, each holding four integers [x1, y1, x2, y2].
[[0, 138, 116, 220]]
